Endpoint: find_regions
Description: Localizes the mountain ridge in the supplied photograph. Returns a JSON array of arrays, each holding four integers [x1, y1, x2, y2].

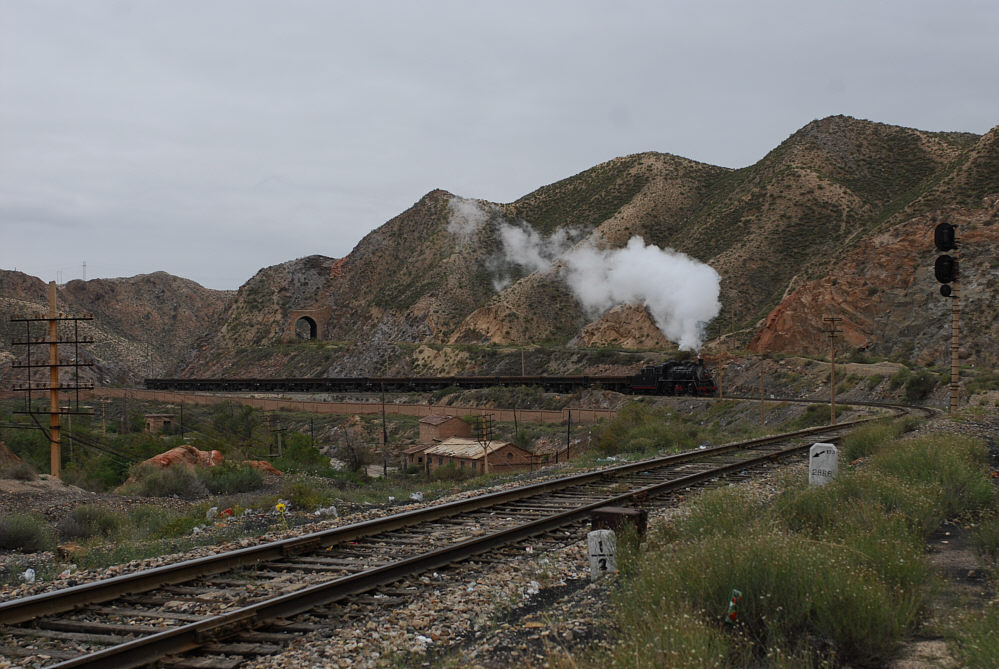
[[2, 115, 997, 387]]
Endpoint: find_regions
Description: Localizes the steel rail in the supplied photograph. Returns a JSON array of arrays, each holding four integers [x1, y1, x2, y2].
[[49, 439, 816, 669], [0, 418, 868, 627]]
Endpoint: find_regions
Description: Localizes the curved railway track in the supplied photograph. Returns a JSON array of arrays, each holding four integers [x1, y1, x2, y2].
[[0, 412, 914, 668]]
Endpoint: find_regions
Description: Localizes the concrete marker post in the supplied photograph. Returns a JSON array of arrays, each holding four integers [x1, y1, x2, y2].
[[587, 529, 617, 581], [809, 442, 838, 486]]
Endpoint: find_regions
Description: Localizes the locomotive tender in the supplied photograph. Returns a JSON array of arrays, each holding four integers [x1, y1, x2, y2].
[[145, 358, 718, 397]]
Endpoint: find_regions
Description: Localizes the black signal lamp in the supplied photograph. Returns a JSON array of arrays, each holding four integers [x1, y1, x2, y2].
[[934, 222, 957, 252], [934, 255, 958, 284]]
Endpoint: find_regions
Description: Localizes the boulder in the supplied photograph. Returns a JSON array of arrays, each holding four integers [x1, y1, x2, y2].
[[244, 460, 282, 475], [143, 444, 223, 469]]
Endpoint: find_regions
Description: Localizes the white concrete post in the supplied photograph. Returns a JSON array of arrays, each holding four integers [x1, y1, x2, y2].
[[587, 529, 617, 581], [809, 442, 839, 486]]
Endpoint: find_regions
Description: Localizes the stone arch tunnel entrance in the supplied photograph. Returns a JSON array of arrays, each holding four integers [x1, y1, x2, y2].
[[283, 307, 331, 342], [295, 316, 318, 340]]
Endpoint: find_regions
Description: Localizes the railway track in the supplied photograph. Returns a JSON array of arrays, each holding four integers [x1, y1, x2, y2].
[[0, 417, 890, 668]]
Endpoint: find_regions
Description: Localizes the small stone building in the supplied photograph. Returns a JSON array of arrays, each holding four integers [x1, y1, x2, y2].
[[403, 443, 434, 470], [144, 414, 176, 434], [422, 437, 534, 475], [418, 414, 472, 443]]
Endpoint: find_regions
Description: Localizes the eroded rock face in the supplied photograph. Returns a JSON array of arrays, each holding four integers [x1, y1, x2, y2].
[[751, 197, 999, 368], [575, 305, 669, 349]]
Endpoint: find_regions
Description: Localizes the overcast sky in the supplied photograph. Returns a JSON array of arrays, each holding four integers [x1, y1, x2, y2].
[[2, 1, 997, 290]]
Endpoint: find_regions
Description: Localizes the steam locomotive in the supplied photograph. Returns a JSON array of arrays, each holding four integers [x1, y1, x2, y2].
[[145, 359, 718, 397], [628, 358, 718, 395]]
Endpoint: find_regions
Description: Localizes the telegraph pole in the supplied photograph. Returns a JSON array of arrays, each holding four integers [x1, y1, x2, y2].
[[566, 409, 571, 461], [381, 385, 389, 477], [759, 357, 765, 426], [9, 281, 93, 478], [475, 413, 495, 474], [823, 316, 843, 424], [47, 283, 60, 474]]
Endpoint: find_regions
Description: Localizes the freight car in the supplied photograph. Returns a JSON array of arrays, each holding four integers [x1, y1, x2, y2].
[[145, 359, 717, 397]]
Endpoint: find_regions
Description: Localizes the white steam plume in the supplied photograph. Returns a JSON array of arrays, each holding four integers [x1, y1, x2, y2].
[[496, 223, 578, 274], [563, 237, 721, 351], [446, 196, 489, 240], [445, 197, 720, 350]]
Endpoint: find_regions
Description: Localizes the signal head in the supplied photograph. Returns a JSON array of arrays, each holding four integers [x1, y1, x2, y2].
[[934, 255, 958, 283], [934, 222, 957, 252]]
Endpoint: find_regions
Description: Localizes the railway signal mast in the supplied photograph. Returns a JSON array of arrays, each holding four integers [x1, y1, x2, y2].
[[933, 220, 960, 414]]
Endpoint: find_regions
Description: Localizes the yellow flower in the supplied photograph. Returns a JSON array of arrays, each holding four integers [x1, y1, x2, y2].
[[276, 502, 287, 513]]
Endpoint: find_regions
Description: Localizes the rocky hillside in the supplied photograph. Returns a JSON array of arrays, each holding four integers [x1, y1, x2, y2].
[[750, 195, 999, 367], [2, 116, 997, 385], [0, 271, 233, 387], [186, 116, 997, 378]]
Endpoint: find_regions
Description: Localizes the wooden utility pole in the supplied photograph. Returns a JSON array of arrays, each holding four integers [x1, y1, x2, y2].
[[47, 283, 60, 476], [566, 409, 571, 462], [823, 316, 843, 424], [475, 414, 495, 474], [381, 386, 389, 477], [9, 282, 93, 478], [98, 397, 111, 435], [759, 358, 765, 426]]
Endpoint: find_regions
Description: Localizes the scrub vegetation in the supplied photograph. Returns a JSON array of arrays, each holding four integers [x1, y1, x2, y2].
[[565, 421, 996, 667]]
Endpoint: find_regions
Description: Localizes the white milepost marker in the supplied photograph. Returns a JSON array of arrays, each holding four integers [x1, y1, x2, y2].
[[809, 442, 838, 486], [587, 529, 617, 581]]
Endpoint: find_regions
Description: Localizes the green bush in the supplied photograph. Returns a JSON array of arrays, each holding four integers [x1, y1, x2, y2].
[[870, 435, 994, 517], [903, 370, 938, 402], [57, 505, 123, 541], [0, 513, 56, 553], [196, 463, 264, 494], [838, 419, 901, 462], [126, 506, 184, 540], [5, 430, 49, 472], [594, 402, 696, 456], [0, 461, 38, 481], [280, 480, 332, 510], [615, 528, 914, 666], [972, 515, 999, 564], [592, 429, 992, 668], [792, 403, 829, 429], [151, 513, 202, 539], [952, 604, 999, 668], [120, 464, 208, 499], [966, 371, 999, 396], [272, 437, 335, 476], [888, 367, 911, 391], [666, 485, 768, 541], [430, 463, 474, 481]]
